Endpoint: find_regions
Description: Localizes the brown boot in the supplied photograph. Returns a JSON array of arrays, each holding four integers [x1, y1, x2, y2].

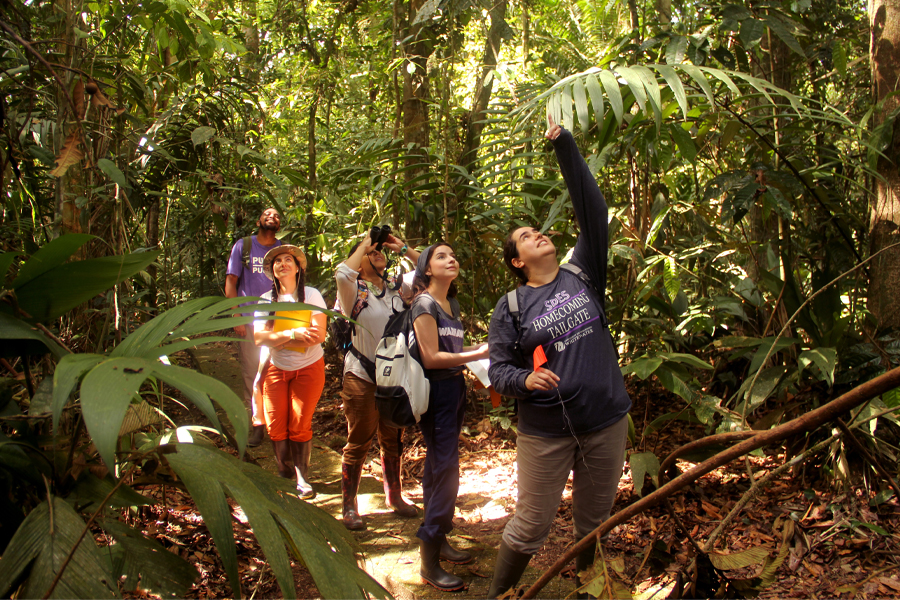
[[341, 462, 365, 530], [381, 453, 418, 517], [289, 440, 315, 499], [271, 439, 292, 478]]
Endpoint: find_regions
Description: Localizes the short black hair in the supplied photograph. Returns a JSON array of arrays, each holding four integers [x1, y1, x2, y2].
[[503, 229, 528, 285]]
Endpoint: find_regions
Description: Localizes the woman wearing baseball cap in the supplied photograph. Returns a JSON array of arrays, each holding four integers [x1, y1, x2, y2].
[[253, 245, 328, 498]]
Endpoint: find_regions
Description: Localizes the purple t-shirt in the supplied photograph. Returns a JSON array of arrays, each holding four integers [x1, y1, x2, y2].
[[226, 236, 282, 302]]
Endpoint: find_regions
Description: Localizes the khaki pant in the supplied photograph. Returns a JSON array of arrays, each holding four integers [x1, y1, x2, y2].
[[503, 415, 628, 554], [236, 326, 265, 425], [341, 372, 401, 464]]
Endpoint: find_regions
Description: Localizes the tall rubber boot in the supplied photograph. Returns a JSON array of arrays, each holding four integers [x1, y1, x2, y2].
[[574, 543, 598, 600], [381, 453, 418, 517], [248, 424, 266, 447], [271, 439, 292, 478], [341, 462, 365, 530], [487, 540, 533, 599], [440, 539, 473, 565], [419, 538, 465, 592], [290, 440, 315, 499]]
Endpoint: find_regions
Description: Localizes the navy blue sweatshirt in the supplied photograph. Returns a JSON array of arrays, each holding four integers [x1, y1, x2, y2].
[[487, 128, 632, 437]]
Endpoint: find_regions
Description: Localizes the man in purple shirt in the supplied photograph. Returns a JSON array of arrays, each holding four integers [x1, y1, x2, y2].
[[225, 207, 283, 446]]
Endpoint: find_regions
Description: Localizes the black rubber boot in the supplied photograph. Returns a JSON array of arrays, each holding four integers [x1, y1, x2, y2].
[[420, 538, 465, 592], [248, 424, 266, 447], [271, 439, 292, 478], [341, 461, 365, 530], [381, 453, 419, 517], [575, 543, 598, 600], [487, 540, 533, 599], [291, 440, 315, 499], [440, 538, 473, 564]]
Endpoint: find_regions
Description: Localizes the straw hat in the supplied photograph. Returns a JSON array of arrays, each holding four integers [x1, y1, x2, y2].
[[262, 244, 307, 280]]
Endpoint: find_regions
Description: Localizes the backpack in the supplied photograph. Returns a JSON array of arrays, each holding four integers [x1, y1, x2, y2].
[[330, 278, 377, 380], [240, 235, 252, 272], [374, 307, 430, 428]]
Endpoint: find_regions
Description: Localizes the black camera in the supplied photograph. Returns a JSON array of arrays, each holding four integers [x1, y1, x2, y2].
[[370, 224, 392, 250]]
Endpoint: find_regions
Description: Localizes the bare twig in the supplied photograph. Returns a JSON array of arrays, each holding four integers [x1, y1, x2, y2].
[[521, 366, 900, 598], [704, 433, 839, 551]]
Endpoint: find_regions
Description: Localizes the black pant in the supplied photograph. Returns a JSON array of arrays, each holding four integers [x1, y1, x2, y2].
[[416, 374, 466, 543]]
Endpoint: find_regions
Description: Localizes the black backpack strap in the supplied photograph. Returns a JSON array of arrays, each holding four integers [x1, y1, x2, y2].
[[240, 235, 252, 275], [505, 288, 524, 355], [560, 263, 608, 327]]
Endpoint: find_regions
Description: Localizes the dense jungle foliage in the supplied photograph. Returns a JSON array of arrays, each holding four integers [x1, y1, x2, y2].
[[1, 0, 899, 596]]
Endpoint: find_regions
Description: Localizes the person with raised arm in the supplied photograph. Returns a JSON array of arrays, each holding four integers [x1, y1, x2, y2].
[[335, 230, 421, 530], [486, 115, 632, 598], [410, 243, 489, 592]]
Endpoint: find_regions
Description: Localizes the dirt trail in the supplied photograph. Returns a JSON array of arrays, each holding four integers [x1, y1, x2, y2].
[[189, 343, 575, 599]]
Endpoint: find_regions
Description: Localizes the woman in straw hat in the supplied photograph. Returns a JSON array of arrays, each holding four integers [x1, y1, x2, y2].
[[253, 244, 327, 498]]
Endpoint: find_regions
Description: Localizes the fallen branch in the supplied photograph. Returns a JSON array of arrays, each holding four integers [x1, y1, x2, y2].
[[659, 430, 759, 479], [521, 365, 900, 599]]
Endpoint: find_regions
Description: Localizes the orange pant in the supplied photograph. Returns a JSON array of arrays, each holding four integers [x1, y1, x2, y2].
[[260, 358, 325, 442]]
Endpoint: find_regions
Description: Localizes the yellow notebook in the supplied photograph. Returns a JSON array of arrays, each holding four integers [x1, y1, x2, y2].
[[273, 309, 312, 353]]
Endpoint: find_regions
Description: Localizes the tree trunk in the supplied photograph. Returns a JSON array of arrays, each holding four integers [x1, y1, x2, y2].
[[868, 0, 900, 329], [400, 0, 434, 242]]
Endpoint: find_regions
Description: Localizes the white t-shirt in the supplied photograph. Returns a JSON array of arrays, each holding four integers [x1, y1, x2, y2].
[[255, 287, 327, 371], [334, 262, 405, 384]]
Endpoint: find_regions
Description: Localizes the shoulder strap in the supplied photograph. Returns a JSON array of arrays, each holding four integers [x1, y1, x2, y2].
[[241, 236, 252, 272], [505, 289, 519, 320], [560, 262, 607, 326]]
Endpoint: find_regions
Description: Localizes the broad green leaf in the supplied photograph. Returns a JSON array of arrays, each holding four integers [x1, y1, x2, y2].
[[80, 357, 153, 471], [679, 64, 716, 106], [833, 42, 847, 76], [749, 337, 799, 375], [658, 352, 714, 370], [67, 473, 153, 512], [97, 159, 130, 189], [14, 251, 160, 323], [0, 312, 67, 359], [744, 366, 788, 410], [655, 365, 698, 401], [560, 86, 574, 132], [646, 204, 670, 246], [52, 353, 106, 430], [621, 356, 663, 380], [656, 65, 689, 119], [191, 126, 216, 146], [599, 70, 624, 125], [151, 363, 247, 452], [100, 518, 197, 598], [629, 452, 660, 497], [669, 123, 698, 163], [12, 233, 94, 289], [663, 257, 679, 301], [572, 78, 590, 134], [633, 65, 662, 129], [763, 14, 806, 57], [585, 73, 605, 125], [237, 461, 389, 599], [739, 19, 765, 47], [112, 296, 232, 357], [0, 497, 119, 599], [615, 66, 647, 112], [665, 35, 688, 64], [709, 546, 770, 570], [701, 66, 741, 97], [798, 347, 837, 386], [883, 387, 900, 408]]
